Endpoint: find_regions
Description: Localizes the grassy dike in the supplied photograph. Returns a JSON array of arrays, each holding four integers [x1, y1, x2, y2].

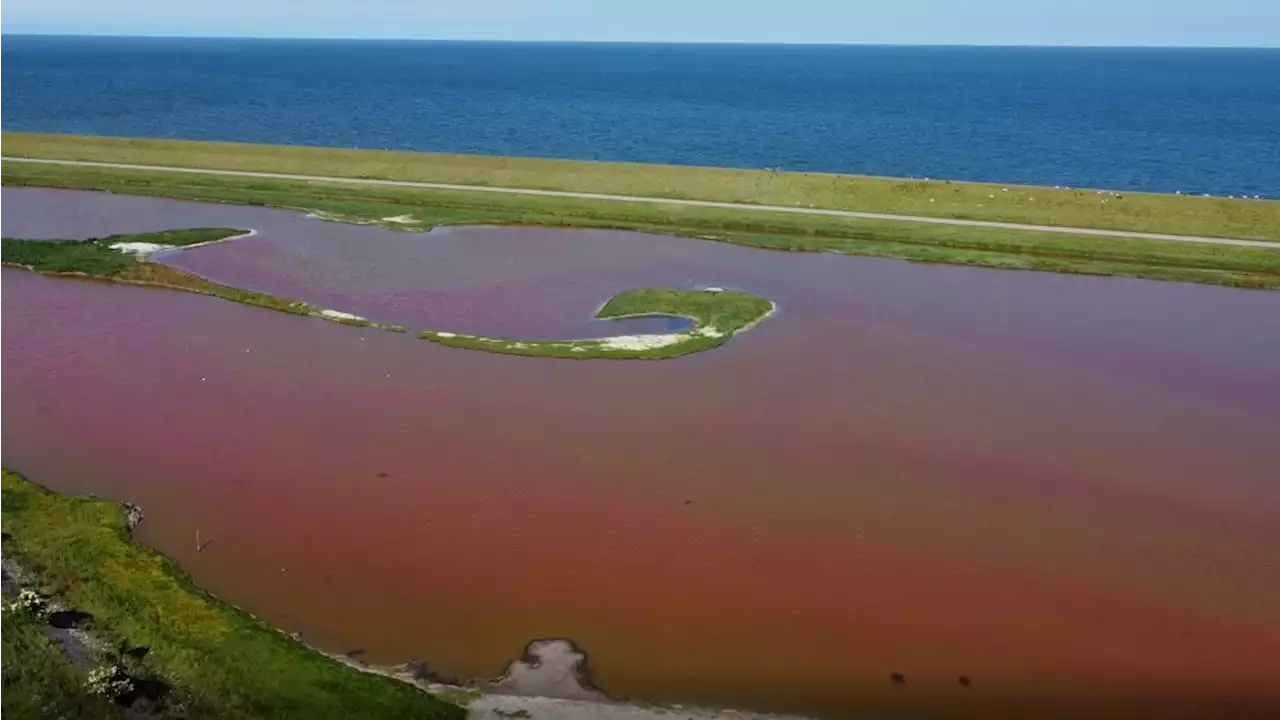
[[1, 469, 465, 719], [6, 132, 1279, 240], [4, 134, 1279, 290]]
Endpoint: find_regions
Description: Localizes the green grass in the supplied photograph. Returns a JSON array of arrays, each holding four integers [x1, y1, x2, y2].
[[6, 132, 1279, 240], [1, 469, 465, 720], [5, 152, 1278, 290], [597, 287, 771, 326], [1, 237, 137, 276], [124, 227, 248, 247], [2, 230, 316, 317], [420, 288, 774, 359], [1, 228, 242, 276], [2, 600, 122, 720]]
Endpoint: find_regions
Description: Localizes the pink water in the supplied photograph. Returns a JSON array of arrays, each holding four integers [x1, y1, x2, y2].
[[4, 189, 1280, 718]]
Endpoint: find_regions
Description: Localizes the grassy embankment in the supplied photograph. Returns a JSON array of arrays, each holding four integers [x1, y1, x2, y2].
[[1, 229, 314, 317], [6, 132, 1279, 239], [1, 469, 466, 719], [3, 133, 1279, 290], [421, 288, 774, 359]]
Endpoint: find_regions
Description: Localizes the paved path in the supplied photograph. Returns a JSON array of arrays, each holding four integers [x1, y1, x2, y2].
[[5, 156, 1276, 249]]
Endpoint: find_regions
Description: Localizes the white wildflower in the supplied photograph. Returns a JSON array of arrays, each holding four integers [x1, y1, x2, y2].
[[6, 589, 49, 617], [86, 664, 135, 699]]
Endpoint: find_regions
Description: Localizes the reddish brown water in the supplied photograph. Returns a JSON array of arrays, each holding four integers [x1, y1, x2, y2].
[[5, 189, 1280, 718]]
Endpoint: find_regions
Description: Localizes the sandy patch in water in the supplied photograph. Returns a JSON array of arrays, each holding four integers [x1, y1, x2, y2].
[[597, 334, 686, 351], [319, 309, 366, 321], [110, 242, 173, 256]]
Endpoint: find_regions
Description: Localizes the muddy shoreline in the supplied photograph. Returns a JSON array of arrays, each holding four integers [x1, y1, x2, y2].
[[3, 503, 810, 720], [316, 635, 810, 719]]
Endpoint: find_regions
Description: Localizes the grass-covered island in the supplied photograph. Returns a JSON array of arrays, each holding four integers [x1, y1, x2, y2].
[[1, 227, 245, 275], [2, 232, 775, 360], [421, 287, 774, 359], [1, 229, 316, 317], [1, 469, 465, 719]]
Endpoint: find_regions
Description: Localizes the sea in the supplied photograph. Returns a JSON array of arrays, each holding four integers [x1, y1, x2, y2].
[[3, 35, 1279, 197]]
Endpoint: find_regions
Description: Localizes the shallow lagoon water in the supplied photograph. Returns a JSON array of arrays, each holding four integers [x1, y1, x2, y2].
[[4, 188, 1280, 718]]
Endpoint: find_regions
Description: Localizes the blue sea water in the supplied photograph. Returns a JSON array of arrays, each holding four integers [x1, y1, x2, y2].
[[3, 36, 1278, 197]]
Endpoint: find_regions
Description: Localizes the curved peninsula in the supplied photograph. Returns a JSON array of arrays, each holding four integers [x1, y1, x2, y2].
[[2, 230, 775, 360], [420, 287, 775, 359], [1, 229, 314, 317]]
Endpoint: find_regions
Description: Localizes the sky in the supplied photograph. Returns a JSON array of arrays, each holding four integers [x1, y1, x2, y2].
[[2, 0, 1279, 47]]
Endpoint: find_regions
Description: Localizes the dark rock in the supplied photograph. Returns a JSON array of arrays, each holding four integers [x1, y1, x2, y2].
[[48, 610, 95, 630], [403, 659, 462, 685], [890, 672, 906, 685], [958, 675, 972, 688], [125, 646, 151, 661], [118, 676, 170, 709]]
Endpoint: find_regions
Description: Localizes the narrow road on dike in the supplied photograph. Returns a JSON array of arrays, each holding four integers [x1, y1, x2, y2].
[[5, 156, 1277, 249]]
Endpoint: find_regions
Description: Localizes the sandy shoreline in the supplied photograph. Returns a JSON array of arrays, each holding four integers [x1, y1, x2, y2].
[[321, 637, 814, 720]]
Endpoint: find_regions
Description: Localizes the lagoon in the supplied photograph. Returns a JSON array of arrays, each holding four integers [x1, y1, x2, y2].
[[4, 188, 1280, 717]]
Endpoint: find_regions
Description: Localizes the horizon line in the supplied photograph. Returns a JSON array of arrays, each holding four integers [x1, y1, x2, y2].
[[3, 31, 1278, 50]]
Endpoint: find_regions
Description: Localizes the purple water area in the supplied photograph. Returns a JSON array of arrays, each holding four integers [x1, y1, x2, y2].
[[0, 187, 275, 239], [6, 188, 1280, 717], [155, 219, 724, 339], [3, 188, 699, 338], [6, 188, 1279, 406]]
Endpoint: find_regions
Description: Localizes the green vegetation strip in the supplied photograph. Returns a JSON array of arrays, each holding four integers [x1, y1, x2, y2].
[[3, 232, 774, 359], [0, 227, 241, 275], [421, 288, 774, 359], [1, 469, 465, 719], [5, 149, 1278, 290], [2, 230, 315, 317], [6, 132, 1279, 240]]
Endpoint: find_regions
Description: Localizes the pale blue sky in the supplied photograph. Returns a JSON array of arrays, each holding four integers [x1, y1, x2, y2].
[[3, 0, 1278, 47]]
